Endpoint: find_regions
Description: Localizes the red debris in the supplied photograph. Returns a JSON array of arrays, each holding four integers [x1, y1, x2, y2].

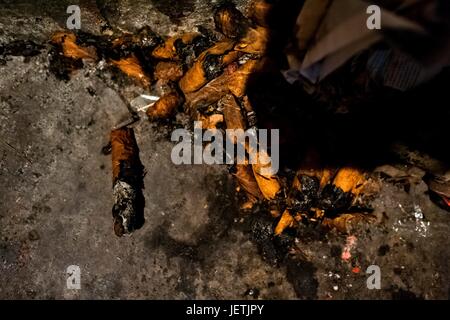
[[341, 235, 357, 261], [352, 266, 361, 274]]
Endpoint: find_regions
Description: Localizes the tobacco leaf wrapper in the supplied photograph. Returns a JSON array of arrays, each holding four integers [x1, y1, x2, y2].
[[111, 128, 145, 237]]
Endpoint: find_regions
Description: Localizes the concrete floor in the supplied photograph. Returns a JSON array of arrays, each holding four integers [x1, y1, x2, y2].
[[1, 0, 449, 299]]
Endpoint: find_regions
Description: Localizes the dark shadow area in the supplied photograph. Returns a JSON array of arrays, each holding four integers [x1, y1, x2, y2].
[[245, 1, 450, 173]]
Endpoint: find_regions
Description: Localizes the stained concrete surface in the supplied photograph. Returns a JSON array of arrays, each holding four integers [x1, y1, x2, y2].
[[1, 0, 450, 299]]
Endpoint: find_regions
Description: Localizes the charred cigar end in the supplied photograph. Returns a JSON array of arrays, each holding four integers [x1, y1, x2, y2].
[[288, 175, 320, 212], [112, 180, 144, 236], [318, 184, 353, 213], [250, 213, 287, 266]]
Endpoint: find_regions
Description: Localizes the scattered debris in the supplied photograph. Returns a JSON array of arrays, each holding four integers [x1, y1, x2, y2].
[[413, 205, 429, 238], [341, 235, 357, 262], [244, 288, 260, 299], [0, 40, 44, 59], [351, 266, 360, 274], [393, 203, 430, 239]]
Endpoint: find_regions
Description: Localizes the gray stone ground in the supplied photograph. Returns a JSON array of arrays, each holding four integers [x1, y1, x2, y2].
[[1, 0, 449, 299]]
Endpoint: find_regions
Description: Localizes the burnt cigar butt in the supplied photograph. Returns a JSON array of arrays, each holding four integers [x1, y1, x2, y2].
[[179, 39, 236, 94], [220, 94, 246, 131], [146, 90, 184, 121], [333, 167, 365, 194], [214, 2, 250, 39], [111, 128, 145, 237], [322, 213, 376, 234], [51, 32, 97, 60], [179, 59, 208, 93], [152, 32, 201, 60], [110, 26, 161, 59], [250, 147, 282, 201], [197, 114, 224, 129], [184, 61, 241, 116], [228, 59, 261, 97], [218, 94, 281, 201], [288, 173, 320, 212], [184, 71, 231, 116], [232, 164, 264, 209], [111, 128, 142, 182], [154, 61, 184, 82], [111, 55, 151, 87], [318, 167, 366, 211]]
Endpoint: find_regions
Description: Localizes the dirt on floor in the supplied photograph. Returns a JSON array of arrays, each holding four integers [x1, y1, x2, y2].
[[0, 0, 449, 300]]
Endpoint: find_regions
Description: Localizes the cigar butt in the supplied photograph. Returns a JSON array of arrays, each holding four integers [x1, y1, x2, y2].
[[146, 90, 183, 121], [111, 128, 145, 237]]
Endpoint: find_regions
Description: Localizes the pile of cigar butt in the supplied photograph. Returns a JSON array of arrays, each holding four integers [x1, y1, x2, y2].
[[48, 0, 376, 237]]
